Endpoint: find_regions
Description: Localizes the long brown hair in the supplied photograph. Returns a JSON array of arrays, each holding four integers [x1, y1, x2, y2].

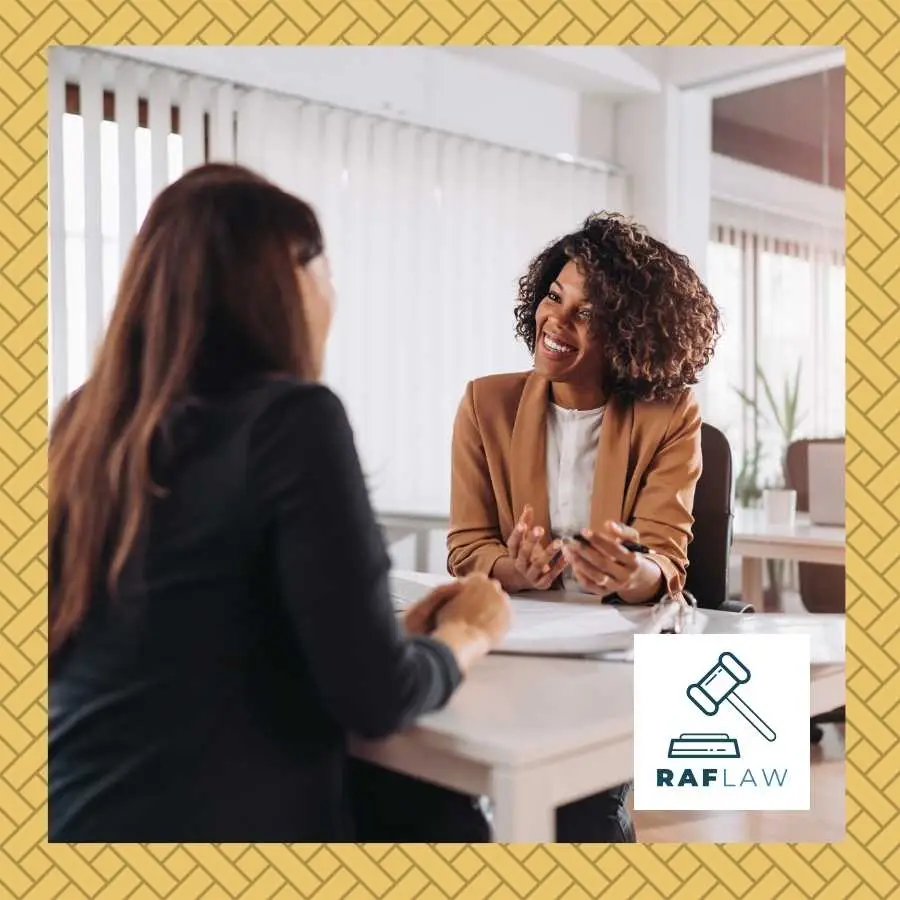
[[49, 163, 324, 654]]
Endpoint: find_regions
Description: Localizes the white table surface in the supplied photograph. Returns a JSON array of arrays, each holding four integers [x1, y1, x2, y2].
[[732, 508, 846, 609], [350, 570, 846, 842]]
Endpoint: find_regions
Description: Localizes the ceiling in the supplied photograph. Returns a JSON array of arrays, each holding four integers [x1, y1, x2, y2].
[[620, 46, 834, 89], [445, 46, 840, 98], [444, 46, 660, 96], [108, 45, 843, 108]]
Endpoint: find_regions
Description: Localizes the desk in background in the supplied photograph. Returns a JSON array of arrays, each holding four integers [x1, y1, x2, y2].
[[378, 509, 848, 610], [351, 570, 846, 842], [732, 508, 845, 610], [379, 511, 449, 572]]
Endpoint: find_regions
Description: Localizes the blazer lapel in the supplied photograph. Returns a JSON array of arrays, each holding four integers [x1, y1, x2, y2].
[[509, 372, 551, 536], [591, 395, 633, 528]]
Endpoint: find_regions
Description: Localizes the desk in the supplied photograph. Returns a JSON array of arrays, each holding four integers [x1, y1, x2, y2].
[[733, 508, 846, 609], [379, 511, 449, 571], [350, 571, 846, 842], [380, 509, 848, 612]]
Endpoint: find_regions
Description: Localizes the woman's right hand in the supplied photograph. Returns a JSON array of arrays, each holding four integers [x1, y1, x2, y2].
[[428, 573, 512, 673], [494, 505, 567, 592]]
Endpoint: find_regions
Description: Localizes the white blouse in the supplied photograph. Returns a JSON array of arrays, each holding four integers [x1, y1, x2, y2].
[[545, 403, 605, 591]]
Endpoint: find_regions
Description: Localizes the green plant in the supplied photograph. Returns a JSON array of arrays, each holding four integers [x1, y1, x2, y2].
[[735, 438, 764, 508], [735, 362, 806, 486], [733, 362, 806, 607]]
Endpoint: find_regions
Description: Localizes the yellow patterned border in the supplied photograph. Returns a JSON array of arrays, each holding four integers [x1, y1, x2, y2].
[[0, 1, 893, 896]]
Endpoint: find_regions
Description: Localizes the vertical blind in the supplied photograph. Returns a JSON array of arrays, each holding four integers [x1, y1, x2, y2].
[[704, 215, 845, 482], [49, 48, 630, 515], [49, 49, 189, 417]]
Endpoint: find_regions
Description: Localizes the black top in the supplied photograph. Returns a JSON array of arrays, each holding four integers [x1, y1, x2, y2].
[[49, 379, 461, 842]]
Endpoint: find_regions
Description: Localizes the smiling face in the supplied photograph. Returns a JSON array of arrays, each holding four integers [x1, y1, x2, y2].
[[533, 259, 605, 396]]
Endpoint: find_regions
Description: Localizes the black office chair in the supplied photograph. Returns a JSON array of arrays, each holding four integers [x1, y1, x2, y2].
[[684, 423, 752, 614]]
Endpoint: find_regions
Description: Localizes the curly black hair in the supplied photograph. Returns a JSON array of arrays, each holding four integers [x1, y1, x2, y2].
[[514, 212, 722, 402]]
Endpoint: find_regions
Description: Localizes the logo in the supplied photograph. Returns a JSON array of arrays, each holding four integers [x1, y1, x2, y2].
[[633, 634, 810, 811]]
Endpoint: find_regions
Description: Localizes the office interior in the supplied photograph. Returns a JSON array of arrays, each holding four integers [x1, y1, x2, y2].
[[48, 45, 846, 842]]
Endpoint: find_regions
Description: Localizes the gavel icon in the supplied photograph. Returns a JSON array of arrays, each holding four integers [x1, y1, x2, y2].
[[687, 652, 776, 742]]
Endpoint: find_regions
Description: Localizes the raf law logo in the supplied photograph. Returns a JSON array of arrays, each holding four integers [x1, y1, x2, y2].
[[633, 634, 811, 811]]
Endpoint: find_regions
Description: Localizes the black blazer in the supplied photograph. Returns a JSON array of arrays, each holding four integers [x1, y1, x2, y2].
[[49, 379, 460, 842]]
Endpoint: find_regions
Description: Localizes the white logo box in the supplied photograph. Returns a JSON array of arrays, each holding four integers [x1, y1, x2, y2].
[[633, 633, 811, 811]]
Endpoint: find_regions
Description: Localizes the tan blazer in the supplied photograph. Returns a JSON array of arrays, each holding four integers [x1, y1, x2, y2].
[[446, 371, 702, 597]]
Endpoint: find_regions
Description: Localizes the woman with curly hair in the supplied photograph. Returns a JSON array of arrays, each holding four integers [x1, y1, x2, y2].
[[448, 211, 721, 603], [442, 211, 722, 840]]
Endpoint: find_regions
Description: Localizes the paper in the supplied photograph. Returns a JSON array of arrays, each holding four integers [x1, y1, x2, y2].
[[498, 599, 641, 653], [388, 572, 845, 663], [390, 573, 703, 657], [497, 598, 706, 656]]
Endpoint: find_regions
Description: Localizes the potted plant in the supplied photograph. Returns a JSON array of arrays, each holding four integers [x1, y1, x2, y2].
[[735, 438, 764, 509], [734, 362, 806, 606], [735, 361, 805, 510]]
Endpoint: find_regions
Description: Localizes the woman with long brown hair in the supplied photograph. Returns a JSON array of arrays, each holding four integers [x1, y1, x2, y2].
[[49, 163, 511, 842]]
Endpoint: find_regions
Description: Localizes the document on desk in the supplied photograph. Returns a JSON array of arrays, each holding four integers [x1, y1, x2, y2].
[[389, 572, 704, 657], [496, 598, 706, 656]]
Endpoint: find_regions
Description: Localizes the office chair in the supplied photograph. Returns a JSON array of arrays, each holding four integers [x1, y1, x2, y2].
[[784, 438, 845, 615], [684, 423, 752, 614], [784, 438, 846, 743]]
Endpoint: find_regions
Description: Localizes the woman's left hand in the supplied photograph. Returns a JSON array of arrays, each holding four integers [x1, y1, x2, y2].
[[563, 521, 664, 603]]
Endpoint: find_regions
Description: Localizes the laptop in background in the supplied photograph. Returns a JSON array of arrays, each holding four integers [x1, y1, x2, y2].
[[808, 442, 846, 526]]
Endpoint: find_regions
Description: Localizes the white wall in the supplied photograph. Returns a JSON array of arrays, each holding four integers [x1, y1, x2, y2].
[[614, 90, 678, 242], [711, 154, 844, 237], [577, 95, 618, 170], [612, 86, 714, 415], [613, 87, 712, 278]]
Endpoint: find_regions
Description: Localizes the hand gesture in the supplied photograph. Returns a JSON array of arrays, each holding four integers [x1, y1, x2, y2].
[[504, 505, 567, 591], [563, 521, 662, 602]]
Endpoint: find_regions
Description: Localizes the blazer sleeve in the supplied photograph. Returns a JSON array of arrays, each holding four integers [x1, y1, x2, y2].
[[249, 384, 462, 740], [630, 390, 702, 597], [446, 381, 509, 577]]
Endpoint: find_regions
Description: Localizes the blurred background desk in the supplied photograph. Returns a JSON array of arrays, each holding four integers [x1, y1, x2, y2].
[[379, 510, 848, 612], [732, 508, 845, 610], [379, 511, 450, 573]]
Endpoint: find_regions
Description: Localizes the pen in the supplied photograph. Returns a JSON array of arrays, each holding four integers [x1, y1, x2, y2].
[[571, 533, 650, 554]]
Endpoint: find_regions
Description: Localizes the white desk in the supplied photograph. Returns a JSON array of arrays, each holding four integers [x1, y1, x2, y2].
[[379, 511, 449, 571], [732, 508, 846, 609], [350, 571, 846, 842]]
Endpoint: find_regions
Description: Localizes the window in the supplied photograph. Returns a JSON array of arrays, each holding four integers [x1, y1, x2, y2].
[[703, 227, 845, 487], [704, 241, 746, 460], [57, 80, 195, 395], [825, 263, 846, 435]]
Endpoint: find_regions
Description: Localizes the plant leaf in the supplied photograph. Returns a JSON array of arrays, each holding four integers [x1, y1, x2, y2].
[[758, 366, 785, 434], [789, 362, 802, 439], [735, 388, 758, 410]]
